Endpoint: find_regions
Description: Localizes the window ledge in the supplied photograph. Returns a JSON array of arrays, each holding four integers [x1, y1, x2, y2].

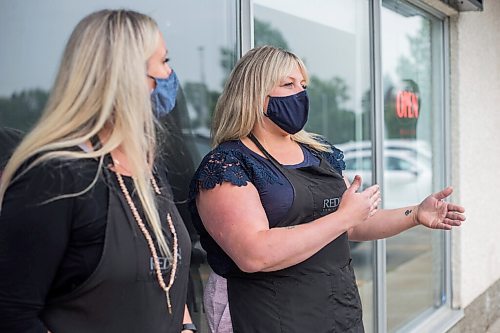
[[407, 0, 459, 16], [398, 307, 464, 333]]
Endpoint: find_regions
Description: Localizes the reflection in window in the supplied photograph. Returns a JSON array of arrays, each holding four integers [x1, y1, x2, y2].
[[382, 1, 446, 331]]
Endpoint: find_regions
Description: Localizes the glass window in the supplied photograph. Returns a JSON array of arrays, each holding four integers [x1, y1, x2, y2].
[[0, 1, 454, 331], [381, 1, 446, 331], [0, 2, 238, 331], [253, 1, 375, 331]]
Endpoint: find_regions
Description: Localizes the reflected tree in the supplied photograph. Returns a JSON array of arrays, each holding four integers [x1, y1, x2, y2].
[[219, 18, 290, 81], [396, 20, 431, 83], [183, 82, 219, 130], [385, 19, 431, 139], [306, 75, 357, 144], [254, 19, 290, 49], [0, 89, 49, 131]]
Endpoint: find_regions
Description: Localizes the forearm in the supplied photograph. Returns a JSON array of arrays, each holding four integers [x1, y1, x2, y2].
[[243, 212, 350, 272], [199, 180, 377, 273], [349, 206, 418, 241]]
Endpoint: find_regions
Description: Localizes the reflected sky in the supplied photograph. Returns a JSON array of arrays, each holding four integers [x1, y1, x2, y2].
[[254, 0, 359, 33], [0, 0, 421, 101], [0, 0, 236, 96]]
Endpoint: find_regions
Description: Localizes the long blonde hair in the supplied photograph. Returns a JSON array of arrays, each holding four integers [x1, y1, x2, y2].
[[0, 9, 171, 257], [212, 45, 329, 152]]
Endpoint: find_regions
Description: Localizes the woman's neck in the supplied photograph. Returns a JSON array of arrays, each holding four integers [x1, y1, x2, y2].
[[251, 121, 293, 149], [79, 127, 135, 177], [244, 122, 304, 165], [95, 128, 134, 176]]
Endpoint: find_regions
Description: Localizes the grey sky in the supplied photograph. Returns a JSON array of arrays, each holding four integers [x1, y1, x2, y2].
[[0, 0, 418, 103], [0, 0, 237, 96]]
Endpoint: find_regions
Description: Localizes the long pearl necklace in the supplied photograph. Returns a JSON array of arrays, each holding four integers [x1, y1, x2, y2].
[[113, 167, 178, 314]]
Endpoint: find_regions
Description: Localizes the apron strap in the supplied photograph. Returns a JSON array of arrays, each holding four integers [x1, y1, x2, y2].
[[247, 133, 340, 179], [247, 133, 286, 170]]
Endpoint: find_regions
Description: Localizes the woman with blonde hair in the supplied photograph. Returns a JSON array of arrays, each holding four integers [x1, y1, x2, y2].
[[0, 9, 197, 333], [189, 45, 465, 332]]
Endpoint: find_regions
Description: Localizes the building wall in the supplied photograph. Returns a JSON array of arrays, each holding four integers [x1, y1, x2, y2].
[[451, 0, 500, 309]]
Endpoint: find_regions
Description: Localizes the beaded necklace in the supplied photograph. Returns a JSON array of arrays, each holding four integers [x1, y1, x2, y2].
[[113, 167, 178, 314]]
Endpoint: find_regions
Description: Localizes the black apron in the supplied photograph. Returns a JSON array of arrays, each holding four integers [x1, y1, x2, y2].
[[41, 155, 191, 333], [227, 135, 364, 333]]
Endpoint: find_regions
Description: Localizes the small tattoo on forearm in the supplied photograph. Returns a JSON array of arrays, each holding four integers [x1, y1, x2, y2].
[[405, 209, 412, 216]]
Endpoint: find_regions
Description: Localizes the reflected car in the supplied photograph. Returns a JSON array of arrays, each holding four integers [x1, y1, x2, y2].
[[339, 146, 432, 209], [338, 139, 432, 167]]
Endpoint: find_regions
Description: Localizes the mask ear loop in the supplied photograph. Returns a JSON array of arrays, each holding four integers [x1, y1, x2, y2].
[[263, 95, 272, 117]]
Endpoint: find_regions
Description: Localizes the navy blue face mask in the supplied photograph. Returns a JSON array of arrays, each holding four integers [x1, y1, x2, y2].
[[148, 70, 179, 118], [265, 90, 309, 134]]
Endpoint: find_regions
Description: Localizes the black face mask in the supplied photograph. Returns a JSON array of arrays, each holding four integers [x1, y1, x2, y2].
[[265, 90, 309, 134]]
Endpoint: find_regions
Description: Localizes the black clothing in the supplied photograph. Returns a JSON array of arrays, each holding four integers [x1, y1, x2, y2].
[[189, 139, 345, 277], [41, 156, 191, 332], [228, 135, 363, 333], [0, 153, 191, 332]]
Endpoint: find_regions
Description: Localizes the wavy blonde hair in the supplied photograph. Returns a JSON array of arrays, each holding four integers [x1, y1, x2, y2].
[[212, 45, 329, 152], [0, 10, 171, 257]]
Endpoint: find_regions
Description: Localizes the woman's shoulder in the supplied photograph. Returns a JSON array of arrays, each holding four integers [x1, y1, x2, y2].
[[306, 136, 346, 174], [200, 140, 276, 172], [6, 151, 102, 202], [191, 141, 253, 191], [190, 140, 283, 196], [28, 151, 100, 180]]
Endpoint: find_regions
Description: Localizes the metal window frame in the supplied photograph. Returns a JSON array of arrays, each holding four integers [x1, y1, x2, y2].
[[239, 0, 253, 56], [373, 0, 461, 331], [401, 10, 464, 333], [369, 0, 387, 332]]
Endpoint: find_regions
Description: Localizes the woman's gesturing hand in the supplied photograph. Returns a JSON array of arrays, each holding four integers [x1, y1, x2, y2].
[[413, 186, 466, 230], [339, 175, 381, 228]]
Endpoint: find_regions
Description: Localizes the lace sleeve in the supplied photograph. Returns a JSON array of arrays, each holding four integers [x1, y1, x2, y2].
[[189, 149, 251, 198], [325, 145, 346, 174], [314, 138, 346, 174]]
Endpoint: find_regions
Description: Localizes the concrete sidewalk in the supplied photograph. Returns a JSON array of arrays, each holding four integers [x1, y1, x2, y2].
[[487, 318, 500, 333]]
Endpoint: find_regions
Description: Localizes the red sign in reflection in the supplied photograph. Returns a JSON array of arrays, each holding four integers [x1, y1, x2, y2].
[[396, 91, 419, 119]]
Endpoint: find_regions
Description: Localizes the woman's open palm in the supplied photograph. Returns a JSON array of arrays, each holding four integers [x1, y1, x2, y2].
[[415, 187, 466, 230]]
